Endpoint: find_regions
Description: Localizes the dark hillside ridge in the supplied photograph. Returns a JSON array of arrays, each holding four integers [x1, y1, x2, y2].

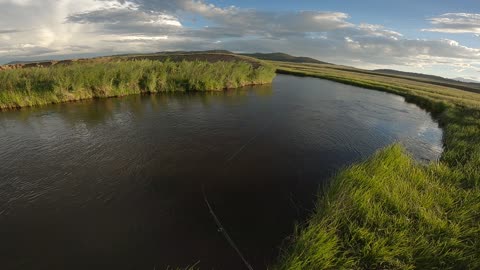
[[316, 66, 480, 94], [240, 52, 330, 65], [7, 60, 53, 65], [111, 50, 235, 58], [374, 69, 480, 91], [0, 51, 263, 70], [124, 52, 262, 67], [156, 50, 234, 55], [454, 77, 480, 83]]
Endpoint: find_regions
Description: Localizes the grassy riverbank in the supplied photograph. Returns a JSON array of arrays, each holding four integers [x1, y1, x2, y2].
[[0, 59, 276, 110], [274, 62, 480, 269]]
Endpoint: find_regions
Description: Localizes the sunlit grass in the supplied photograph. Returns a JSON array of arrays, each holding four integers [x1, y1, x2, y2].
[[274, 62, 480, 269], [0, 59, 276, 110]]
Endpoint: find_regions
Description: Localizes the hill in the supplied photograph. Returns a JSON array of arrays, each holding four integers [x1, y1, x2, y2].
[[454, 77, 480, 83], [373, 69, 480, 92], [240, 52, 330, 64], [0, 51, 263, 71], [6, 60, 53, 65]]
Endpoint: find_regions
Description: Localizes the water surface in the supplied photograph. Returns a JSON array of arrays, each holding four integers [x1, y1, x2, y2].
[[0, 75, 442, 269]]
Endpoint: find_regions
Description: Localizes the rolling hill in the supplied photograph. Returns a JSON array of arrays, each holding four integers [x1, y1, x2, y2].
[[240, 52, 330, 65], [373, 69, 480, 92]]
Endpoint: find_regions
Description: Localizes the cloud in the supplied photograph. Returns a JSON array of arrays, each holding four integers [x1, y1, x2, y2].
[[180, 1, 352, 35], [66, 1, 181, 27], [84, 1, 478, 63], [0, 0, 108, 53], [0, 29, 23, 34], [181, 0, 238, 17], [1, 44, 59, 57], [66, 2, 182, 36], [0, 0, 479, 79], [67, 1, 353, 39], [423, 13, 480, 34]]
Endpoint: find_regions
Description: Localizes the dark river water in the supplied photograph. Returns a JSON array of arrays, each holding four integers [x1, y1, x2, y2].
[[0, 75, 442, 270]]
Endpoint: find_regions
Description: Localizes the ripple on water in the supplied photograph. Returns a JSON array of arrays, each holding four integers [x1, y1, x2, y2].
[[0, 75, 443, 270]]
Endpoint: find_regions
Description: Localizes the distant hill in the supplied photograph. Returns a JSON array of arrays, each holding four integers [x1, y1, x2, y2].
[[373, 69, 480, 92], [156, 50, 234, 55], [454, 77, 480, 83], [375, 69, 461, 83], [3, 51, 331, 67], [0, 51, 263, 71], [7, 60, 52, 65], [240, 52, 330, 65]]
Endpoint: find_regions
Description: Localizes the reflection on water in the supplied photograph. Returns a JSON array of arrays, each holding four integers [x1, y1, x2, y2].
[[0, 75, 441, 270], [0, 86, 273, 128]]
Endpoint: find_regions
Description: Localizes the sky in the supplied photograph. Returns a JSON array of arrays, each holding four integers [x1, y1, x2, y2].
[[0, 0, 479, 80]]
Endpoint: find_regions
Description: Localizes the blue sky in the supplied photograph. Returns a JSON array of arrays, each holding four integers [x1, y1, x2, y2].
[[206, 0, 480, 46], [0, 0, 479, 80]]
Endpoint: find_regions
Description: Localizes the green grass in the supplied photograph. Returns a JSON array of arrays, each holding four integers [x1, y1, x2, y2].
[[277, 145, 479, 269], [0, 59, 276, 109], [274, 62, 480, 269]]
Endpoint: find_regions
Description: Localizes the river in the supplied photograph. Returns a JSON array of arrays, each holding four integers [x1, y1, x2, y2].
[[0, 75, 442, 269]]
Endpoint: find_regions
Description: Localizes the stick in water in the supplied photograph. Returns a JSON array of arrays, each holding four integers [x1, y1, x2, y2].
[[202, 187, 254, 270]]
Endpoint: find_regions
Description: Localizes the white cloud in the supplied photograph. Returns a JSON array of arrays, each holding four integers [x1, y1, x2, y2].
[[67, 1, 180, 26], [0, 0, 479, 80], [182, 0, 238, 17], [423, 13, 480, 34], [108, 35, 170, 41], [0, 0, 33, 6]]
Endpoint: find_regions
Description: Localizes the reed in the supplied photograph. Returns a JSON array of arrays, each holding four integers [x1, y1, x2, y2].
[[0, 59, 276, 110]]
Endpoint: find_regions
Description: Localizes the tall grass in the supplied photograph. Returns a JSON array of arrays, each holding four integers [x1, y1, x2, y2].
[[274, 62, 480, 269], [0, 60, 276, 109]]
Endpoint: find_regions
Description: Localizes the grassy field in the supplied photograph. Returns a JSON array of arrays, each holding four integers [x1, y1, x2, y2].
[[0, 58, 275, 110], [273, 62, 480, 269]]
